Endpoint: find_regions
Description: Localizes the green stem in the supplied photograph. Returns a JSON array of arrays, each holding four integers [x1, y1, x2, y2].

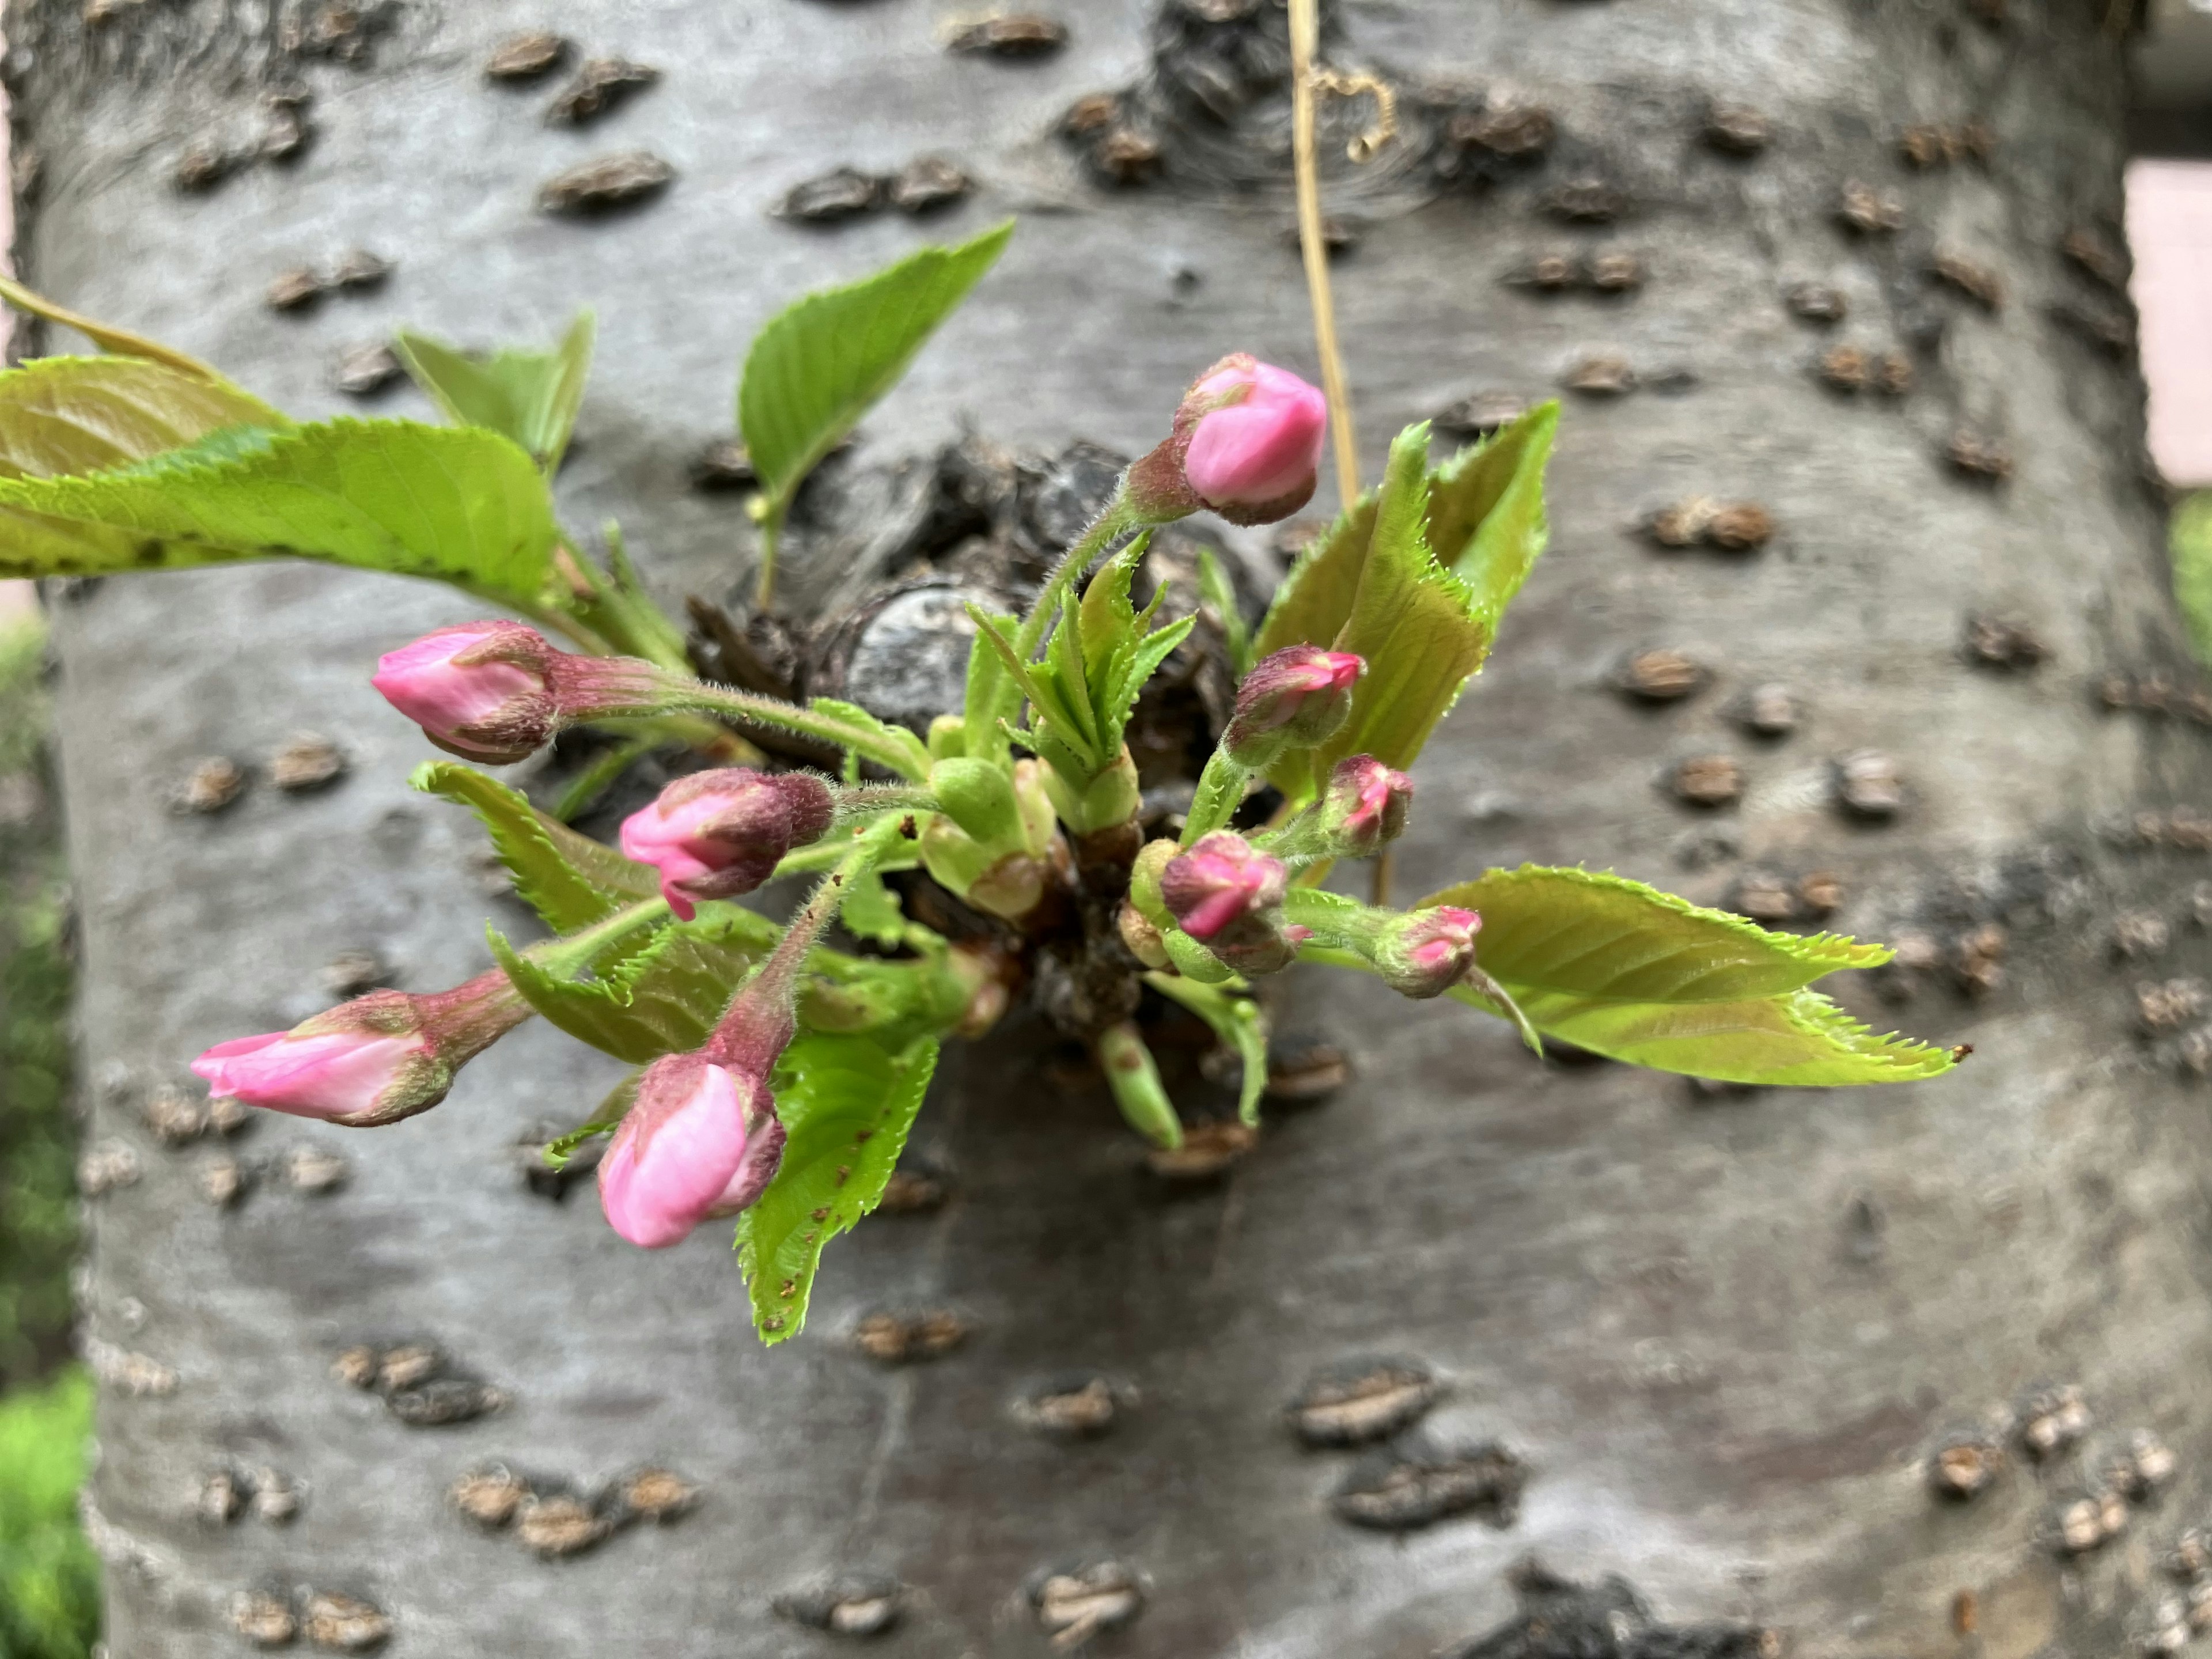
[[1095, 1021, 1184, 1149], [705, 816, 912, 1066], [1297, 942, 1544, 1057], [832, 783, 941, 820], [754, 507, 783, 615], [653, 683, 928, 779], [1180, 748, 1253, 846], [552, 733, 660, 822], [1144, 972, 1269, 1125]]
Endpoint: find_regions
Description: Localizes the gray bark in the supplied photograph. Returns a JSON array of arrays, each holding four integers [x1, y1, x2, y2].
[[16, 2, 2202, 1655]]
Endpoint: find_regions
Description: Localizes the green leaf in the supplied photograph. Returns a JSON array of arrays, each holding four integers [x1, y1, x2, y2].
[[1146, 972, 1269, 1124], [491, 904, 781, 1064], [1420, 863, 1890, 1002], [0, 417, 560, 611], [0, 356, 293, 581], [393, 312, 595, 474], [0, 357, 284, 478], [806, 697, 932, 780], [1428, 401, 1557, 640], [735, 1033, 940, 1344], [1252, 490, 1377, 667], [961, 606, 1021, 767], [542, 1070, 641, 1169], [1297, 424, 1484, 797], [1449, 980, 1955, 1086], [738, 221, 1014, 523], [0, 272, 238, 384], [1196, 545, 1254, 676], [1078, 535, 1149, 688], [839, 867, 907, 949], [411, 760, 658, 932]]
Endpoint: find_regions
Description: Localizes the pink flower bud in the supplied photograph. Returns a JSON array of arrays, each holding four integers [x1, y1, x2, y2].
[[372, 622, 664, 764], [190, 969, 529, 1126], [1321, 755, 1414, 857], [1159, 831, 1304, 973], [1180, 358, 1329, 525], [1223, 645, 1365, 768], [597, 1052, 785, 1249], [1373, 905, 1482, 999], [1126, 354, 1328, 527], [1160, 831, 1287, 941], [371, 622, 557, 764], [619, 769, 836, 921]]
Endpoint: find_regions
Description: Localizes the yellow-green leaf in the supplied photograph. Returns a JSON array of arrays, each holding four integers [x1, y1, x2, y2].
[[1422, 863, 1890, 1002], [1450, 980, 1955, 1086], [739, 221, 1013, 521], [412, 761, 657, 933], [393, 312, 594, 473], [1430, 401, 1556, 641], [0, 417, 559, 610], [1294, 424, 1484, 797]]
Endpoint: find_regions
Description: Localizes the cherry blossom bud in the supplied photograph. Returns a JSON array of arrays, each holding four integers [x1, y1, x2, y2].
[[1158, 831, 1304, 974], [191, 969, 529, 1127], [1320, 755, 1414, 857], [1126, 355, 1328, 527], [371, 621, 660, 764], [1181, 358, 1329, 524], [1222, 645, 1365, 768], [597, 1051, 785, 1249], [1372, 906, 1482, 999], [1161, 831, 1286, 940], [619, 769, 836, 921]]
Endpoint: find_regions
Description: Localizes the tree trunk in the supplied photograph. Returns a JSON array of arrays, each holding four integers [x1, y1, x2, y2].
[[17, 2, 2199, 1654]]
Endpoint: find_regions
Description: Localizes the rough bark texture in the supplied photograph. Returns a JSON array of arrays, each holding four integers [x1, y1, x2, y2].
[[17, 2, 2205, 1655]]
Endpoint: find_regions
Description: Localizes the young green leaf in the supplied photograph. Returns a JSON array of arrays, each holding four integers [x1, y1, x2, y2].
[[1419, 863, 1889, 1002], [542, 1070, 642, 1169], [804, 697, 933, 780], [1251, 490, 1377, 668], [0, 357, 284, 478], [739, 220, 1014, 601], [393, 312, 595, 473], [1426, 402, 1557, 638], [0, 273, 238, 385], [490, 905, 781, 1064], [839, 866, 908, 949], [1449, 980, 1955, 1086], [411, 760, 658, 933], [1295, 424, 1485, 798], [961, 605, 1021, 767], [735, 1033, 940, 1344], [0, 418, 560, 611]]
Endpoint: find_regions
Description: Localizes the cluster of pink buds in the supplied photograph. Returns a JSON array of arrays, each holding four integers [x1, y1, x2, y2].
[[1127, 355, 1330, 528], [619, 768, 835, 919], [370, 620, 662, 764], [192, 969, 531, 1127]]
